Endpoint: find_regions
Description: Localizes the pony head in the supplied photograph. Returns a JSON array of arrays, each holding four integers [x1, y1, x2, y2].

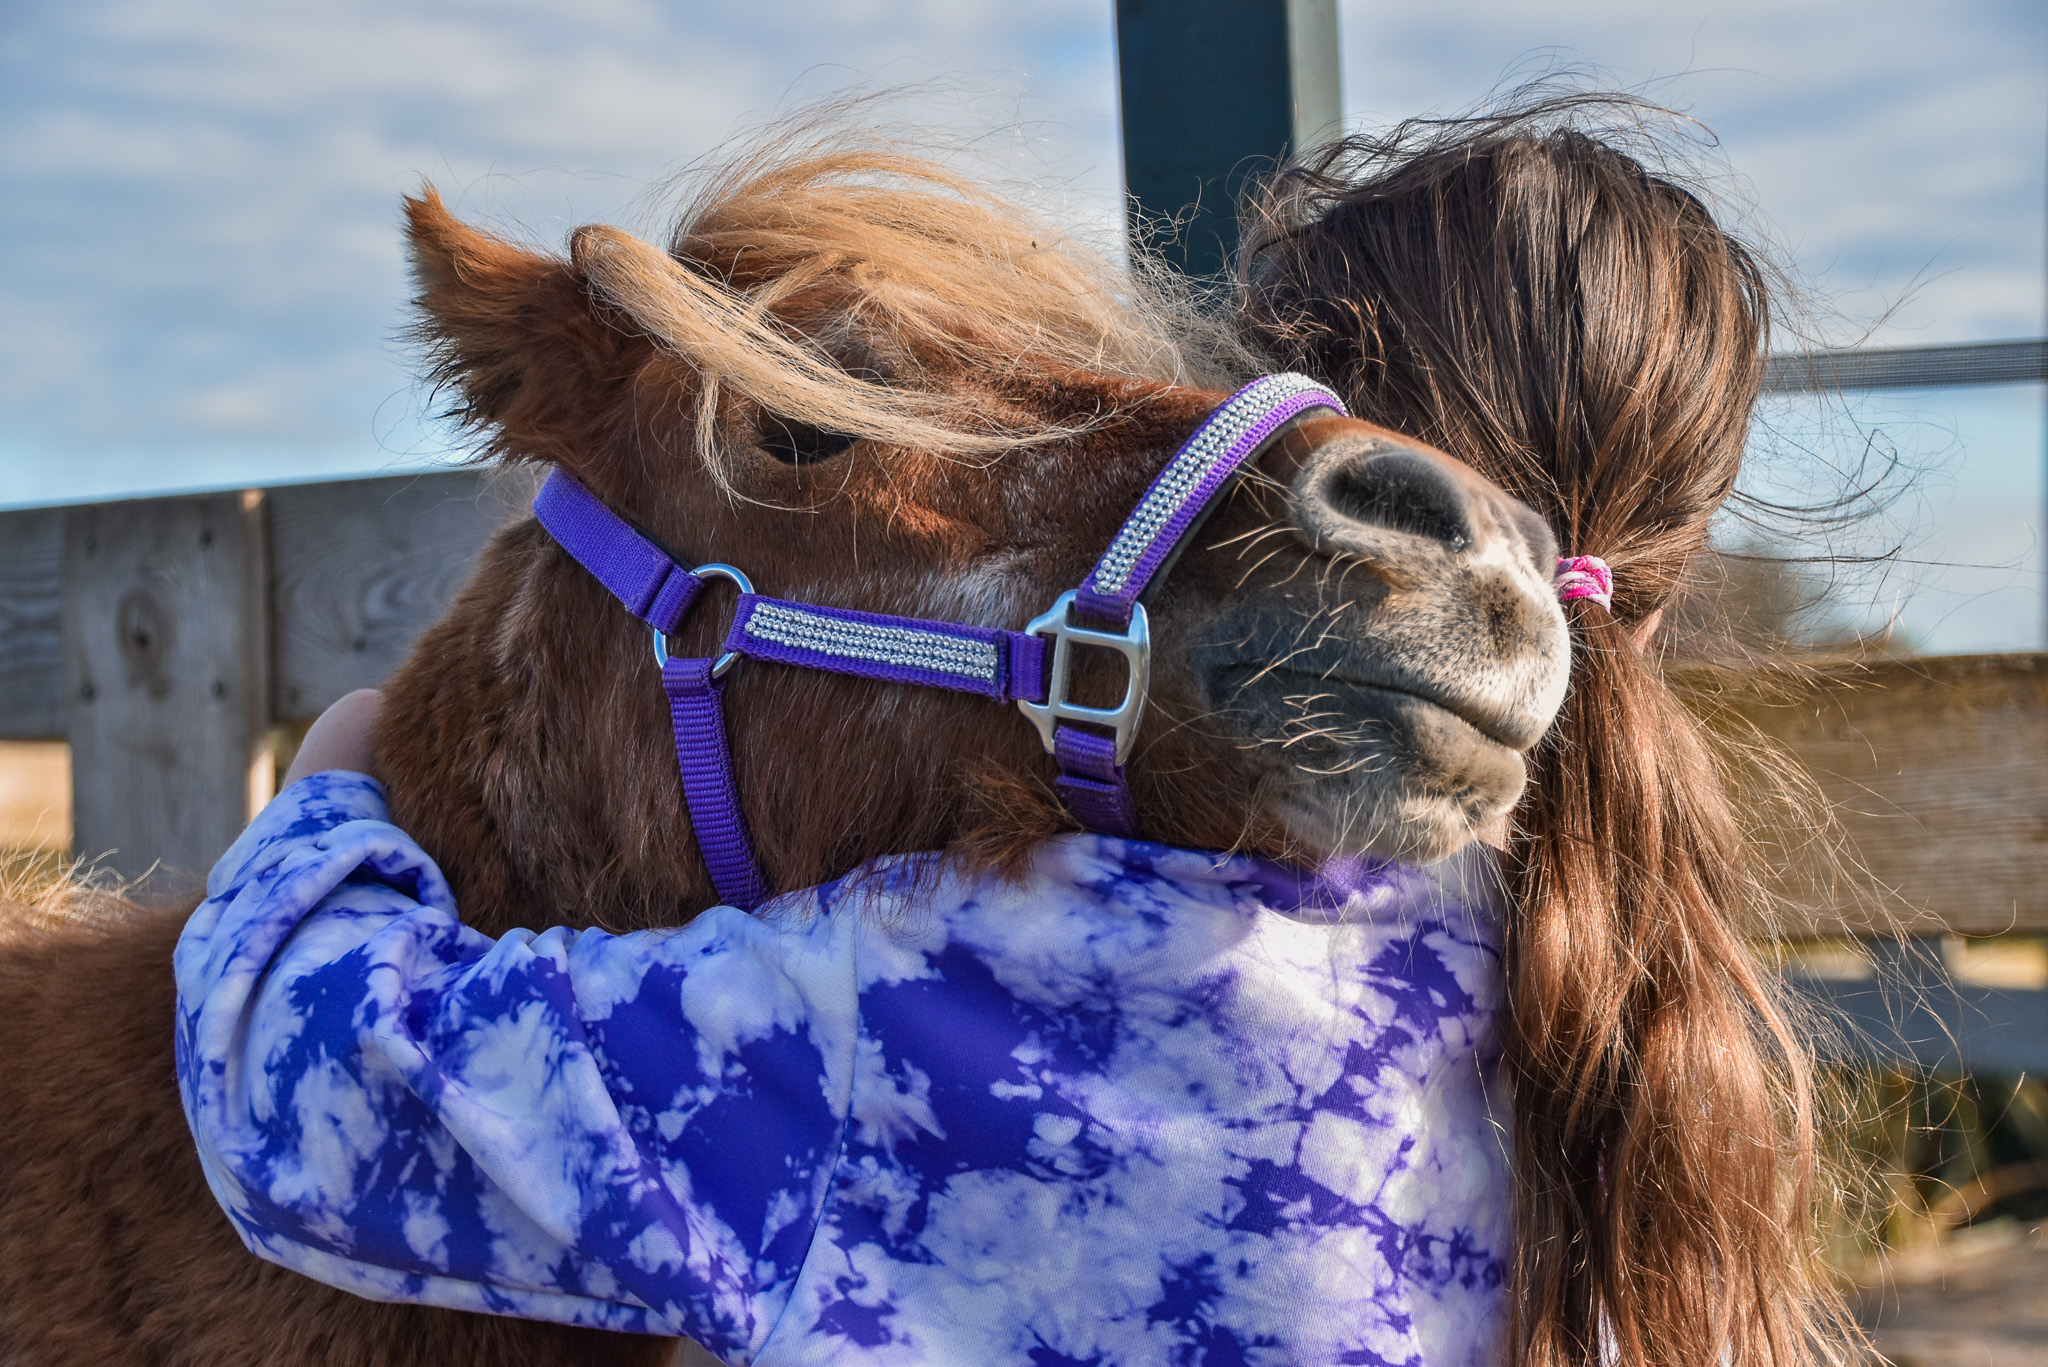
[[376, 144, 1569, 933]]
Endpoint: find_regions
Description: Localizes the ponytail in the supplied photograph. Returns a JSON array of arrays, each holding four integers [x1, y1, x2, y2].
[[1503, 599, 1829, 1364]]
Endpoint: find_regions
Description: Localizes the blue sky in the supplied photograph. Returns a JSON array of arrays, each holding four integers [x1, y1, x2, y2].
[[2, 0, 2044, 650]]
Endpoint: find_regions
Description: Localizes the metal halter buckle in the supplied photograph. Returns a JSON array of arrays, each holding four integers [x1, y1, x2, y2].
[[651, 563, 754, 679], [1015, 591, 1151, 765]]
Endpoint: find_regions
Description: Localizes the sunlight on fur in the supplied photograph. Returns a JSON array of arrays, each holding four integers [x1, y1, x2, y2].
[[558, 135, 1254, 488]]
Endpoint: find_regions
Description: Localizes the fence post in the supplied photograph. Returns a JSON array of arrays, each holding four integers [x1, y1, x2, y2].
[[62, 490, 271, 887], [1115, 0, 1341, 277], [0, 508, 63, 738]]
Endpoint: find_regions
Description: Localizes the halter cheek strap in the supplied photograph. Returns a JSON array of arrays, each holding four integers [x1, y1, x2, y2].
[[1018, 374, 1344, 833], [533, 373, 1346, 909]]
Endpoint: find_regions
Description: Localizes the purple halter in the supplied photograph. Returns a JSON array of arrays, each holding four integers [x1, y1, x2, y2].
[[533, 373, 1347, 909]]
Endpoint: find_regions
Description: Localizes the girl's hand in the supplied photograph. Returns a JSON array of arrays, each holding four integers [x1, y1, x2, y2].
[[283, 688, 384, 787]]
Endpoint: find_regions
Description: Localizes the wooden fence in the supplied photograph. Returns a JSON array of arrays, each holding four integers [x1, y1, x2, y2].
[[3, 470, 2044, 1066], [0, 469, 531, 881]]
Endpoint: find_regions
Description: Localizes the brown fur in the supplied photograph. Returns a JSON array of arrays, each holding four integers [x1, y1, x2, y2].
[[0, 140, 1566, 1362], [379, 153, 1566, 938], [0, 888, 666, 1366]]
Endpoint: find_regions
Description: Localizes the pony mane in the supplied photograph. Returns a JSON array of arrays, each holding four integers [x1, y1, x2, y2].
[[564, 134, 1248, 484]]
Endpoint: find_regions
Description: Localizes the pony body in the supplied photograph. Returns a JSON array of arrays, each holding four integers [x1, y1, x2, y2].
[[1, 140, 1567, 1364], [376, 150, 1567, 940]]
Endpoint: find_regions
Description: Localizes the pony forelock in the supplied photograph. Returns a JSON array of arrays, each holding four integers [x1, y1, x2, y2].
[[570, 141, 1242, 478]]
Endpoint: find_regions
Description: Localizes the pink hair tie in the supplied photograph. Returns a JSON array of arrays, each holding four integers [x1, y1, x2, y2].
[[1554, 555, 1613, 611]]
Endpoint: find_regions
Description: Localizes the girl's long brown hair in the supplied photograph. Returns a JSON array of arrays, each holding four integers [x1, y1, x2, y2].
[[1238, 100, 1859, 1366]]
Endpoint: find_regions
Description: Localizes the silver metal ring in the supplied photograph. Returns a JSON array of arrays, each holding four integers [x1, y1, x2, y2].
[[650, 563, 756, 679]]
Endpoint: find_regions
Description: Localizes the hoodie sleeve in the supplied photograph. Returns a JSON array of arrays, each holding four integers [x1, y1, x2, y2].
[[174, 771, 858, 1361]]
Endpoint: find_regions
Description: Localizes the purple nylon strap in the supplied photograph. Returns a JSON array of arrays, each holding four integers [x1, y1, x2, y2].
[[532, 474, 705, 634], [1043, 374, 1346, 836], [726, 596, 1048, 703], [535, 475, 766, 909], [535, 473, 1049, 705], [533, 471, 1052, 909], [528, 371, 1346, 901], [1052, 728, 1137, 835], [661, 658, 771, 910]]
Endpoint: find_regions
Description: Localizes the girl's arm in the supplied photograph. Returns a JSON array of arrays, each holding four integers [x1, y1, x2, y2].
[[174, 769, 857, 1361], [279, 686, 384, 786]]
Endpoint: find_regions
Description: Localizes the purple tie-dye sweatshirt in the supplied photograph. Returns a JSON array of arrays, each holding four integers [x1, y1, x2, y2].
[[175, 771, 1512, 1365]]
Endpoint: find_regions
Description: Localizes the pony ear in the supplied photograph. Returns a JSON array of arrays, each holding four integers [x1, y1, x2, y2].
[[405, 186, 646, 466]]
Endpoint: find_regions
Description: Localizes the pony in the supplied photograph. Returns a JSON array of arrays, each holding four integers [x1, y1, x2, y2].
[[0, 137, 1568, 1364]]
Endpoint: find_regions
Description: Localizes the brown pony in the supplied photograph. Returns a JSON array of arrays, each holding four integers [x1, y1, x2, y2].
[[0, 140, 1567, 1362], [1238, 104, 1862, 1366]]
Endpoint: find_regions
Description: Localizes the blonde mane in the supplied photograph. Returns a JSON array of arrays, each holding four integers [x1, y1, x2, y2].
[[569, 137, 1248, 476]]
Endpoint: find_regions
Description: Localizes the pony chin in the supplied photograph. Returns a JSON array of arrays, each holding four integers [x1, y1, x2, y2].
[[1262, 692, 1528, 865]]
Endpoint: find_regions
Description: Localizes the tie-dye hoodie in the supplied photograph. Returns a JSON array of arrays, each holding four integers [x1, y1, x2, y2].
[[176, 771, 1512, 1366]]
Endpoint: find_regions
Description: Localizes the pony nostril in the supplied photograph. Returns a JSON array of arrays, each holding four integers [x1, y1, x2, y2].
[[1316, 447, 1474, 552]]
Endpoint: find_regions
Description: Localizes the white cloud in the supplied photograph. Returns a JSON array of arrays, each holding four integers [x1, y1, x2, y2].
[[0, 0, 1120, 496], [1337, 0, 2047, 346]]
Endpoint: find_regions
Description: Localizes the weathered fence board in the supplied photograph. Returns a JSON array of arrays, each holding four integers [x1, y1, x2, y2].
[[269, 470, 529, 720], [0, 507, 62, 739], [1797, 936, 2048, 1072], [1, 468, 526, 882], [3, 474, 2047, 944], [0, 468, 523, 742], [63, 491, 271, 885]]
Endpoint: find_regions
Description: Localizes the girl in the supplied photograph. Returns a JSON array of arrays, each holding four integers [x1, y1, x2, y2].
[[1234, 103, 1858, 1366]]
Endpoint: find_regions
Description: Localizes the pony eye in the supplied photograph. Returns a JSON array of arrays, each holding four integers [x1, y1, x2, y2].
[[759, 415, 856, 465]]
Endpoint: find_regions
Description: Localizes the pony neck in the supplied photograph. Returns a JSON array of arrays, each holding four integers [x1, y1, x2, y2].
[[374, 520, 721, 937]]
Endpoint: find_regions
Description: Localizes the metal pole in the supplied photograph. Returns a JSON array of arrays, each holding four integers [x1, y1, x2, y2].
[[1115, 0, 1341, 278], [1761, 339, 2048, 393]]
